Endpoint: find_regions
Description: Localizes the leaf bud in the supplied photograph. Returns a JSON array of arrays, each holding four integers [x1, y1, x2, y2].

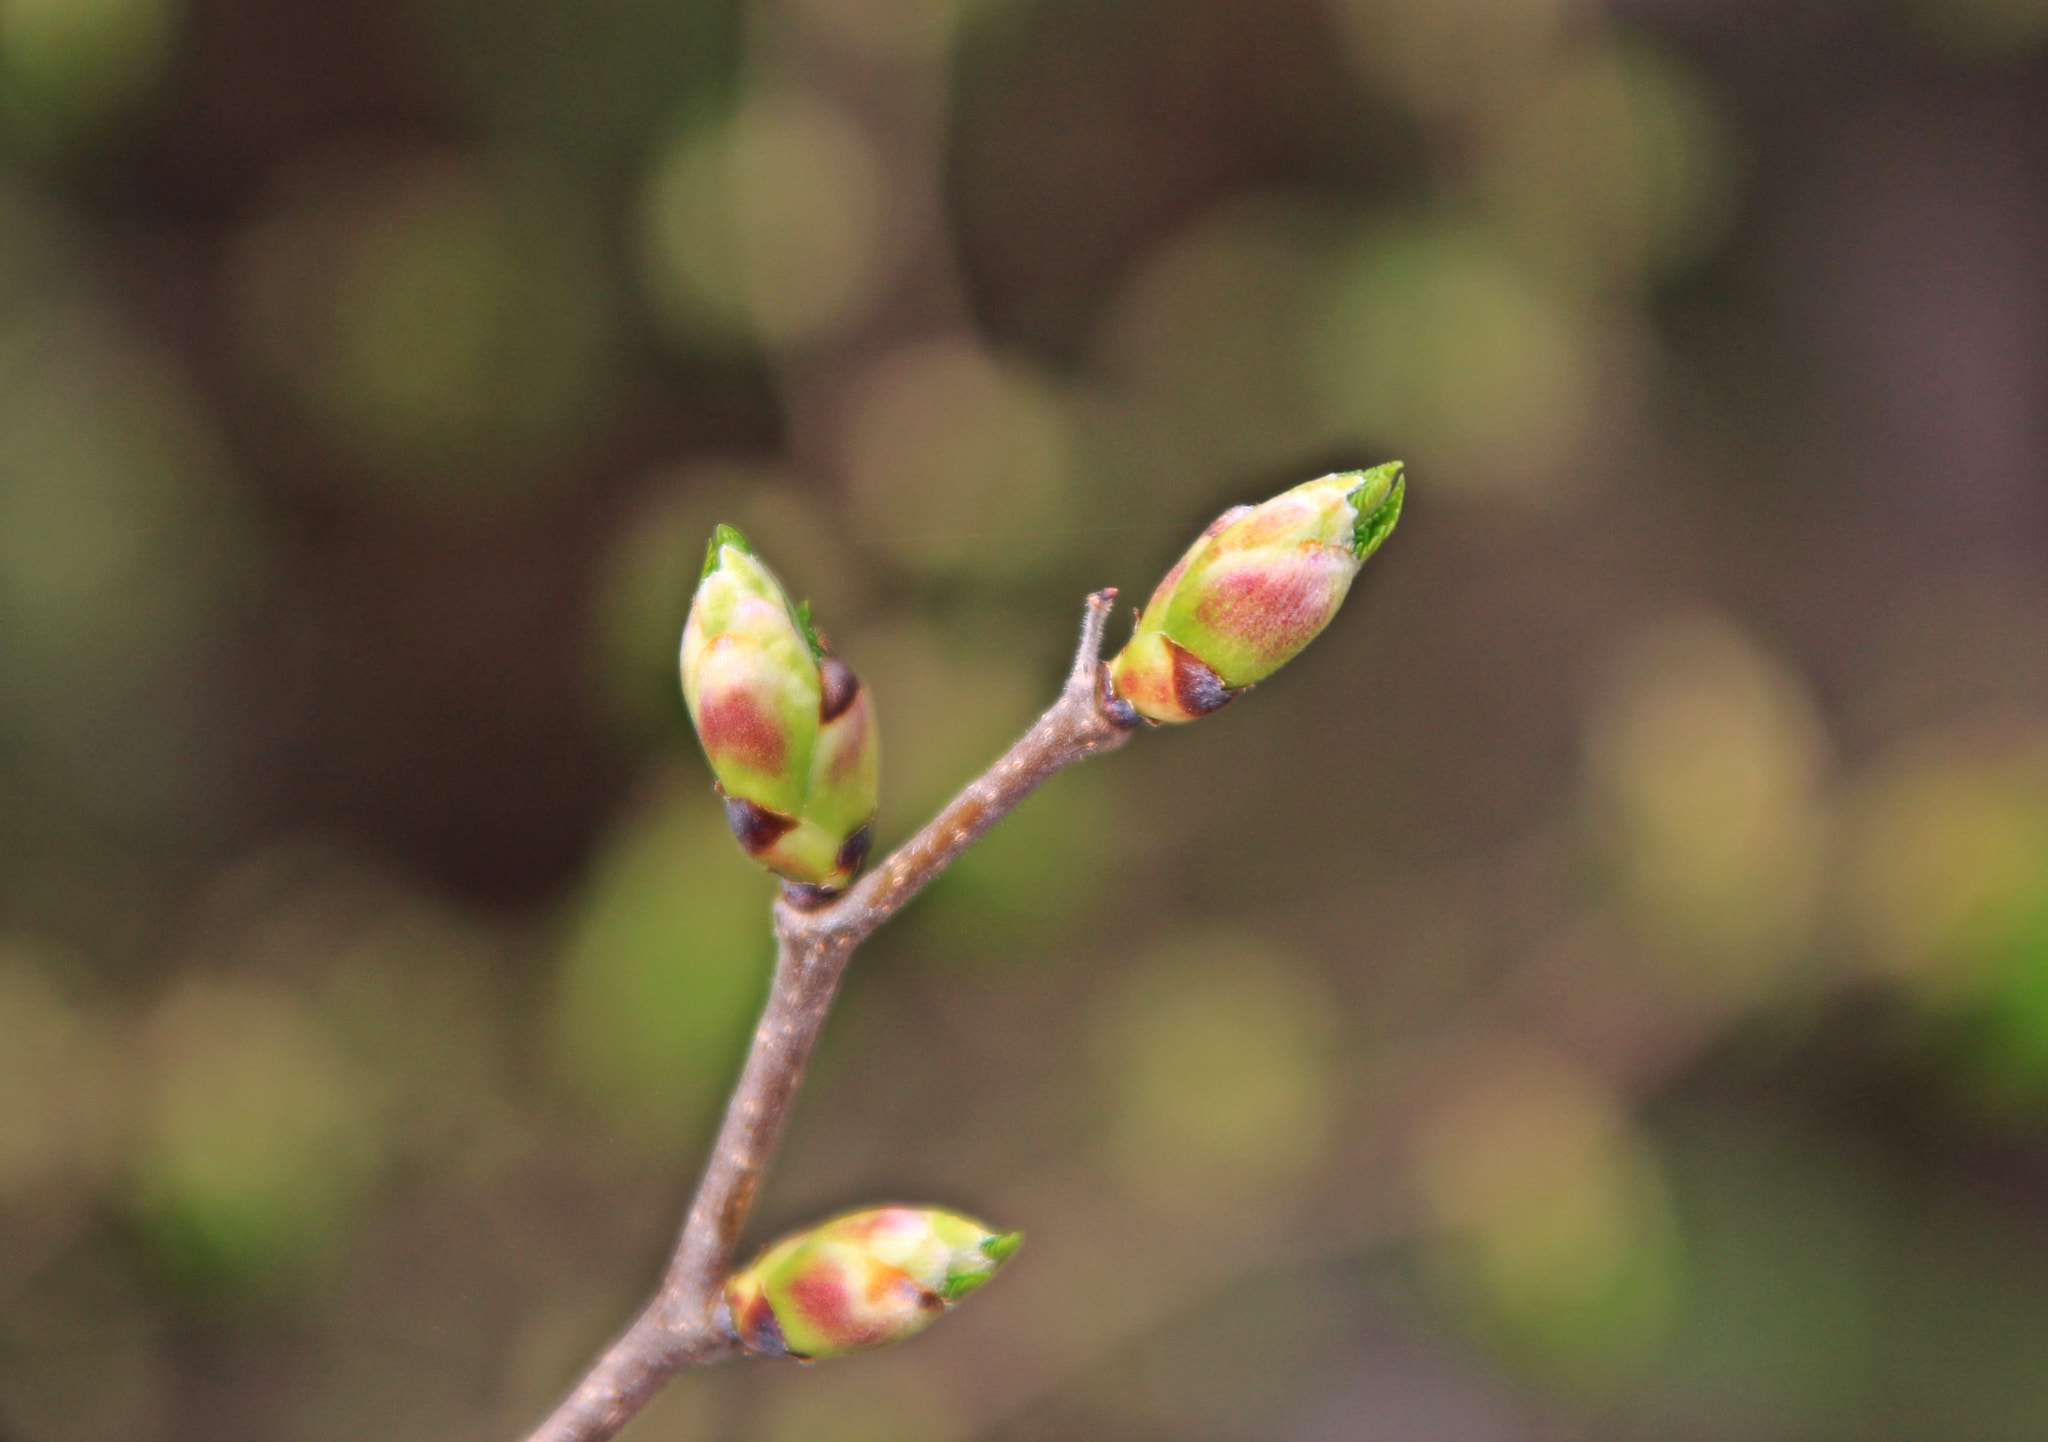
[[681, 526, 880, 889], [723, 1205, 1023, 1361], [1108, 464, 1403, 723]]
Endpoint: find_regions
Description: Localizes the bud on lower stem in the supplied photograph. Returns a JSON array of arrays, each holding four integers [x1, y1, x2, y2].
[[724, 1206, 1022, 1361], [1109, 464, 1404, 723], [681, 526, 880, 889]]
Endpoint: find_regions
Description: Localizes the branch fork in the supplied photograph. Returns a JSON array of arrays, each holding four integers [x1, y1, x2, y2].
[[524, 590, 1134, 1442]]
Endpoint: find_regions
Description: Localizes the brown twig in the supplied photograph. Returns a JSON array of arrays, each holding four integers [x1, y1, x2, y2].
[[522, 591, 1136, 1442]]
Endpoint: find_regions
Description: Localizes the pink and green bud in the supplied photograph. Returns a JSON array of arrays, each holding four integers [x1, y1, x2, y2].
[[1108, 464, 1403, 723], [681, 526, 880, 890], [723, 1206, 1023, 1361]]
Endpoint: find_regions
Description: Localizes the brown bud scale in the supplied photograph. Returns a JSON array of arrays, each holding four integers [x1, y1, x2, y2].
[[725, 795, 797, 855], [734, 1289, 791, 1357], [818, 655, 861, 723], [1167, 637, 1238, 716], [835, 821, 873, 877], [1099, 664, 1141, 731], [781, 881, 842, 910]]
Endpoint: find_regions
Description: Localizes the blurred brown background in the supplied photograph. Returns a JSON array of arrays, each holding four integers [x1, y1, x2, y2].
[[4, 0, 2048, 1437]]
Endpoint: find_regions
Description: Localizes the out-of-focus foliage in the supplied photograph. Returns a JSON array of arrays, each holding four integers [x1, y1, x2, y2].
[[1093, 933, 1337, 1217], [548, 775, 775, 1140], [0, 0, 177, 156], [839, 337, 1078, 583], [1316, 216, 1603, 503], [910, 767, 1124, 957], [6, 0, 2048, 1437], [641, 89, 890, 351], [233, 152, 620, 503], [131, 974, 385, 1288], [1846, 729, 2048, 1108], [1408, 1041, 1680, 1388], [1586, 615, 1832, 1005]]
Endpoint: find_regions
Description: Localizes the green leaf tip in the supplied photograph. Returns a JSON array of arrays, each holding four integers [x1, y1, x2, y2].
[[701, 522, 754, 579], [939, 1228, 1022, 1302], [794, 599, 828, 661], [1343, 462, 1404, 562]]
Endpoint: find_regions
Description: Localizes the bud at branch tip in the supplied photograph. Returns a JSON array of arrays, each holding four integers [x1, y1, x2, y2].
[[724, 1206, 1023, 1361], [681, 525, 880, 889], [1107, 464, 1404, 724]]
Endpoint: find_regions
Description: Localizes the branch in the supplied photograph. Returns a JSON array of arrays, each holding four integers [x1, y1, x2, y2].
[[522, 590, 1136, 1442]]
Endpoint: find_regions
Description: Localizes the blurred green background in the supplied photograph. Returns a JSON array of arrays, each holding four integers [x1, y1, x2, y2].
[[4, 0, 2048, 1437]]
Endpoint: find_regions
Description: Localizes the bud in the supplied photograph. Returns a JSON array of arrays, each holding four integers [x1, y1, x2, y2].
[[1108, 464, 1403, 723], [724, 1206, 1023, 1361], [681, 526, 880, 889]]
